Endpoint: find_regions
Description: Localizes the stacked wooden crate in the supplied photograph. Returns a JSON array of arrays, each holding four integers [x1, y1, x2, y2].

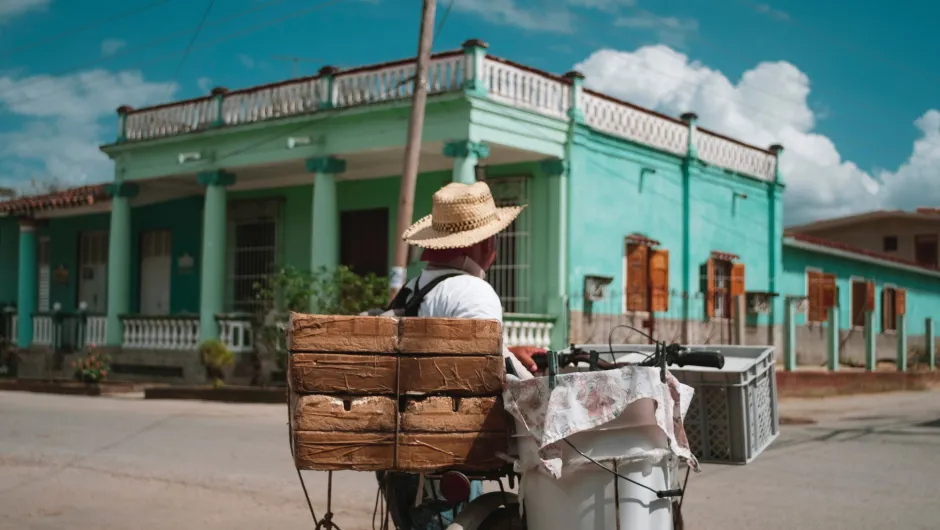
[[288, 313, 511, 473]]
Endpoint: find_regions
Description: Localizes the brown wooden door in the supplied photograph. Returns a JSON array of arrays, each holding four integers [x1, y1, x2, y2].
[[340, 208, 389, 277]]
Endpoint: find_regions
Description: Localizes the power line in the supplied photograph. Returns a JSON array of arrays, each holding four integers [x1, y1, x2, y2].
[[0, 0, 294, 100], [0, 0, 347, 108], [0, 0, 179, 58], [164, 0, 218, 100]]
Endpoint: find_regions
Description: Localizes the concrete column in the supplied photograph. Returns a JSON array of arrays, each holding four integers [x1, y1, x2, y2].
[[783, 297, 796, 371], [563, 70, 584, 122], [540, 158, 567, 349], [896, 313, 908, 372], [679, 112, 697, 343], [442, 140, 489, 184], [927, 317, 936, 371], [827, 306, 839, 372], [104, 181, 139, 346], [305, 157, 346, 280], [16, 219, 37, 349], [732, 294, 746, 345], [865, 311, 876, 371], [197, 170, 236, 341], [462, 39, 489, 96]]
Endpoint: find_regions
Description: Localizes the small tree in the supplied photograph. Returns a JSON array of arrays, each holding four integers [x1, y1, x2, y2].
[[253, 265, 389, 372]]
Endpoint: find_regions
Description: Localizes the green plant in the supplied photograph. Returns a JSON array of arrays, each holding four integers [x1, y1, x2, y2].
[[253, 265, 389, 371], [200, 339, 234, 387], [71, 347, 111, 383]]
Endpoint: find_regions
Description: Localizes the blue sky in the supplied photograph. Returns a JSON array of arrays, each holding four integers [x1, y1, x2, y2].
[[1, 0, 938, 223]]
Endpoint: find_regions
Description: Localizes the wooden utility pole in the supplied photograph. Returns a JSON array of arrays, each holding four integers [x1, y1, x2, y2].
[[389, 0, 437, 298]]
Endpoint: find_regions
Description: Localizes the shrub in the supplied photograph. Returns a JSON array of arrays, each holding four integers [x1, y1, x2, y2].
[[200, 339, 234, 388]]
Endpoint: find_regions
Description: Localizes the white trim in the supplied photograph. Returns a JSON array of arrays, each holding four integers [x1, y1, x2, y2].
[[785, 237, 940, 279]]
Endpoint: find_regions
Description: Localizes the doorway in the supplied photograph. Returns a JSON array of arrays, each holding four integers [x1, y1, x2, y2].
[[340, 208, 389, 277], [78, 231, 109, 312], [140, 230, 172, 315]]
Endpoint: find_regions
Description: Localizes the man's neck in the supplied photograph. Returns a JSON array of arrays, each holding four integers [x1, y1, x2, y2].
[[426, 256, 486, 279]]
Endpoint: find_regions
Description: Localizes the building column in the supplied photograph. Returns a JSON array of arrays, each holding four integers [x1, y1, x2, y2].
[[16, 219, 37, 349], [540, 158, 568, 349], [198, 170, 236, 341], [306, 157, 346, 280], [443, 141, 489, 184], [104, 181, 139, 346]]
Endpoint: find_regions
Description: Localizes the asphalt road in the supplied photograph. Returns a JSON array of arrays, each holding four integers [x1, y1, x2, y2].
[[1, 390, 939, 530]]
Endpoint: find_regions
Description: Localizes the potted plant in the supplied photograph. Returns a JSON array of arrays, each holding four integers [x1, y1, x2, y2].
[[199, 339, 234, 388], [71, 346, 111, 385]]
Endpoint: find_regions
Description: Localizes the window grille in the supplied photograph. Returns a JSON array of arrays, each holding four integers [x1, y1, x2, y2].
[[486, 176, 531, 314], [226, 199, 282, 314]]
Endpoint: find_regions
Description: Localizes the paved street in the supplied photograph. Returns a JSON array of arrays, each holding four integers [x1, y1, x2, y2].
[[1, 390, 939, 530]]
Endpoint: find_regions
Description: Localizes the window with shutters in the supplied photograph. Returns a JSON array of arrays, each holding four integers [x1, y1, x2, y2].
[[806, 269, 837, 324], [881, 286, 906, 332], [703, 257, 744, 319], [849, 278, 874, 328], [914, 234, 938, 267], [623, 238, 669, 313]]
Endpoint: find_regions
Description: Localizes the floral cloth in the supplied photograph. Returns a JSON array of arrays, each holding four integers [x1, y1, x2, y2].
[[502, 366, 698, 479]]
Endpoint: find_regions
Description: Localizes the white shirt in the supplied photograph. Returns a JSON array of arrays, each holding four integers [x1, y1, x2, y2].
[[406, 267, 533, 380]]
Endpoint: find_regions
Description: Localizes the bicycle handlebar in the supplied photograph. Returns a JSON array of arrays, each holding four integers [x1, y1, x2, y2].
[[531, 346, 725, 372]]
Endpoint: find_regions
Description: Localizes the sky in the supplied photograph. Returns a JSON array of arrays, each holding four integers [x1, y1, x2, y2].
[[0, 0, 938, 225]]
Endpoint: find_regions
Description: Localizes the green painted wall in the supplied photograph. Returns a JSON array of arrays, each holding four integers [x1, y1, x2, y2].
[[130, 196, 204, 314], [781, 245, 940, 334], [565, 124, 782, 325], [0, 217, 19, 305], [41, 213, 110, 311]]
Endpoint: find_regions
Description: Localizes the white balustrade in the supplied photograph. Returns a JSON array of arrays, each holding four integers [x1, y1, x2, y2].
[[84, 316, 107, 347], [121, 50, 776, 182], [694, 130, 777, 181], [503, 316, 555, 349], [32, 315, 53, 346], [122, 317, 200, 350], [582, 92, 689, 156], [219, 318, 254, 354], [482, 57, 569, 119], [10, 315, 17, 345]]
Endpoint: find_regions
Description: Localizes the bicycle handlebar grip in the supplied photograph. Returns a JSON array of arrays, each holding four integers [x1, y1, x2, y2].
[[533, 354, 550, 371], [674, 351, 725, 369]]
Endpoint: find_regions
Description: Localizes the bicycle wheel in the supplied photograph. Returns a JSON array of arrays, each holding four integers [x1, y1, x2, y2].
[[477, 506, 525, 530]]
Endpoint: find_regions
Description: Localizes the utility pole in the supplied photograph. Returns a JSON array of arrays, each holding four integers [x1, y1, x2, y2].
[[389, 0, 437, 298]]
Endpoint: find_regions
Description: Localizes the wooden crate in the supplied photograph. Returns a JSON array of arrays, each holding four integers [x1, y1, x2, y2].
[[287, 313, 512, 473]]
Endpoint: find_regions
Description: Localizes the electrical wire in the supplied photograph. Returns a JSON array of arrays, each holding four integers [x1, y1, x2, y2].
[[0, 0, 299, 101], [163, 0, 218, 100], [0, 0, 179, 58], [1, 0, 347, 108]]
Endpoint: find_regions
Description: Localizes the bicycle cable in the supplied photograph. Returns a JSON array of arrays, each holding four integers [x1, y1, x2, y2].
[[562, 438, 684, 499]]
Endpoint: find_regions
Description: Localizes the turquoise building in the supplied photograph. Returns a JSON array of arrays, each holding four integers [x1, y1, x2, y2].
[[1, 40, 931, 381]]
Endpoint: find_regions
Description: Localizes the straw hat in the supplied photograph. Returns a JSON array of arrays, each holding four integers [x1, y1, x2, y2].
[[402, 181, 526, 249]]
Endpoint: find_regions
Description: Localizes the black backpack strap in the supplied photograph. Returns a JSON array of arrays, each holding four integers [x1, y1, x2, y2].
[[400, 273, 463, 316]]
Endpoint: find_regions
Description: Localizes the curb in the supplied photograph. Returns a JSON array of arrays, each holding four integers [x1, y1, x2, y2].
[[0, 379, 149, 396], [144, 386, 287, 404], [776, 371, 939, 398]]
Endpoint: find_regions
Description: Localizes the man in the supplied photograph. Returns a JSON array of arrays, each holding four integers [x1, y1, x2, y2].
[[376, 181, 545, 529]]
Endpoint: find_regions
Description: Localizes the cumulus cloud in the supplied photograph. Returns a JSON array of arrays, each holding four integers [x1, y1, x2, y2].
[[575, 45, 938, 224], [100, 39, 126, 56], [0, 69, 177, 189], [197, 76, 213, 93]]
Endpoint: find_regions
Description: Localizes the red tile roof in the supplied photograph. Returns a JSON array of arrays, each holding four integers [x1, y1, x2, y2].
[[0, 184, 110, 216], [785, 231, 940, 272]]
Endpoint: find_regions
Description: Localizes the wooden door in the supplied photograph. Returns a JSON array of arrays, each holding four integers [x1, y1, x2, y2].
[[140, 230, 172, 315], [340, 208, 389, 278], [78, 231, 109, 312]]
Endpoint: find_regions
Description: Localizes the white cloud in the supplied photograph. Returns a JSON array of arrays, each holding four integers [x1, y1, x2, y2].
[[238, 54, 255, 69], [575, 45, 939, 225], [0, 0, 49, 21], [100, 39, 126, 56], [452, 0, 575, 33], [0, 69, 177, 189], [197, 76, 213, 93], [615, 13, 698, 47]]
